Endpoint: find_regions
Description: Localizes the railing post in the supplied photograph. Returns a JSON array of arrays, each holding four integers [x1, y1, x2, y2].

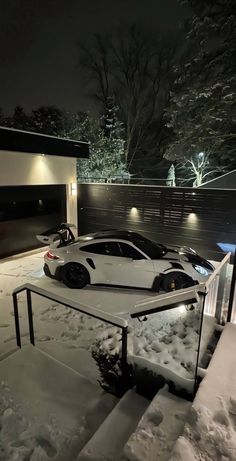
[[121, 326, 128, 371], [227, 249, 236, 322], [194, 291, 206, 396], [13, 293, 21, 348], [216, 263, 227, 323], [27, 289, 35, 345]]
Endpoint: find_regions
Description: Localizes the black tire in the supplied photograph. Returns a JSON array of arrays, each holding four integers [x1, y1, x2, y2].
[[151, 276, 162, 292], [162, 271, 194, 292], [61, 262, 90, 289]]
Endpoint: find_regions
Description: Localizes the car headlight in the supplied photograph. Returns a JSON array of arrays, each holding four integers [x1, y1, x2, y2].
[[193, 264, 209, 276]]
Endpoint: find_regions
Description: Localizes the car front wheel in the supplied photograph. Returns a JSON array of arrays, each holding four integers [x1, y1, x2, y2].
[[61, 262, 90, 289], [162, 271, 194, 292]]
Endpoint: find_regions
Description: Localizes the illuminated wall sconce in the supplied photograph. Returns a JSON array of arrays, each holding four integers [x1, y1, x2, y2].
[[130, 207, 139, 218], [70, 182, 77, 196], [188, 209, 198, 223]]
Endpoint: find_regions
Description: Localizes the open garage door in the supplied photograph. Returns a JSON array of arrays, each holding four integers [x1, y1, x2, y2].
[[0, 185, 66, 259]]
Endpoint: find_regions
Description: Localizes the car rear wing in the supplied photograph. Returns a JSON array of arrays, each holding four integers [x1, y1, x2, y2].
[[36, 223, 76, 247]]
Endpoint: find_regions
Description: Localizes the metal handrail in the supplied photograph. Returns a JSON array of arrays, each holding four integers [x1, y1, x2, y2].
[[11, 252, 232, 391], [12, 283, 128, 368], [129, 284, 205, 318], [205, 252, 231, 289]]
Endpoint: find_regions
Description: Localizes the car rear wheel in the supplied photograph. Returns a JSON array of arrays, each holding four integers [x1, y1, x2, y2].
[[61, 262, 90, 289], [162, 271, 194, 292]]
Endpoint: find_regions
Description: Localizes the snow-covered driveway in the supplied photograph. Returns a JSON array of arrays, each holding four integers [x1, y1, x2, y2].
[[0, 249, 221, 389], [0, 249, 156, 379]]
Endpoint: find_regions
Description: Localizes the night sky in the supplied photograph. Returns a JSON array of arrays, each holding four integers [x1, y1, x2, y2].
[[0, 0, 185, 115]]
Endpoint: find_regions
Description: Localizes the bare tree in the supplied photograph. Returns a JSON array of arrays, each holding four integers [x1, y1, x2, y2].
[[80, 25, 177, 173], [178, 153, 223, 187]]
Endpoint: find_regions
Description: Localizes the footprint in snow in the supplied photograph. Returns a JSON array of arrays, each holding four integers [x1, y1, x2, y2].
[[147, 409, 163, 426], [35, 436, 57, 457], [213, 409, 230, 427], [36, 335, 52, 342], [228, 397, 236, 429]]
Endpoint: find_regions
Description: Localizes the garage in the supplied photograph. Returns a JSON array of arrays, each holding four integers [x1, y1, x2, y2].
[[0, 126, 89, 258]]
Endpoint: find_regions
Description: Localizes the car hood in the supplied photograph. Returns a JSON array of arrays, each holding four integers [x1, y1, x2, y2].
[[162, 244, 214, 272]]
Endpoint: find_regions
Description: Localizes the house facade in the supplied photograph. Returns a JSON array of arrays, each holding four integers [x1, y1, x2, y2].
[[0, 126, 89, 258]]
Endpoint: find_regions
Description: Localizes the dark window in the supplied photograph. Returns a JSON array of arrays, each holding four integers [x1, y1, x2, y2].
[[132, 238, 166, 259], [80, 241, 122, 256], [119, 242, 145, 260]]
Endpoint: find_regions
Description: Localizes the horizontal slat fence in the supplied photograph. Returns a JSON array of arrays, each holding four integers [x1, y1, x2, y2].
[[78, 184, 236, 261]]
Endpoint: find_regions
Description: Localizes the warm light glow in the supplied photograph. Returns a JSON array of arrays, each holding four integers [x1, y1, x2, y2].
[[130, 207, 139, 218], [70, 182, 77, 196], [27, 155, 55, 185], [188, 212, 198, 224]]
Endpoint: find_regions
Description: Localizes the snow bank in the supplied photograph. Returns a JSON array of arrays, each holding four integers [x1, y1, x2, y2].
[[170, 323, 236, 461], [95, 308, 216, 393]]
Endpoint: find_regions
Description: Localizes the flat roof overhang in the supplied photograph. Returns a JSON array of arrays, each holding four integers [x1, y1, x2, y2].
[[0, 126, 89, 158]]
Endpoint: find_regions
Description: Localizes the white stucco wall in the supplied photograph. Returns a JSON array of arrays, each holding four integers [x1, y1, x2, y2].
[[0, 150, 78, 232]]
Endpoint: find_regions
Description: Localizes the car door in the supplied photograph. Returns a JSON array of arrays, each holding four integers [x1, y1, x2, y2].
[[79, 241, 123, 284], [108, 242, 155, 289]]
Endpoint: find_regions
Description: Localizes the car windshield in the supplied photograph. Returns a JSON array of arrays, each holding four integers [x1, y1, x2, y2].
[[133, 237, 167, 259]]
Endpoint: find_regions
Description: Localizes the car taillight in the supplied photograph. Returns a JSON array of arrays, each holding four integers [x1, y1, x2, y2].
[[45, 250, 60, 260]]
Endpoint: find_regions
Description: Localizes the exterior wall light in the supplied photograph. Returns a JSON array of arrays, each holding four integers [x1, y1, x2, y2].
[[130, 207, 139, 219], [188, 212, 198, 224], [70, 182, 77, 196]]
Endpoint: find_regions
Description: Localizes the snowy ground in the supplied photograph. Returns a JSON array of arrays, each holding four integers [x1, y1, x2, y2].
[[0, 250, 225, 391], [0, 249, 156, 380], [0, 345, 117, 461], [169, 323, 236, 461], [95, 307, 217, 394], [0, 249, 235, 460]]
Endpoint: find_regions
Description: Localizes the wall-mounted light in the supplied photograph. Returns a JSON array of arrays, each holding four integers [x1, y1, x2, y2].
[[188, 211, 198, 224], [130, 207, 139, 218], [70, 182, 77, 196]]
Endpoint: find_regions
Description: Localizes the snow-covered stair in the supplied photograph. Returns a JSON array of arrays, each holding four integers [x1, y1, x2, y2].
[[123, 386, 191, 461], [170, 322, 236, 460], [77, 389, 150, 461], [0, 345, 118, 460]]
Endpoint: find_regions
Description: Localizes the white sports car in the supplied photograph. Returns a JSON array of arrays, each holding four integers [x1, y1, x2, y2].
[[37, 224, 214, 292]]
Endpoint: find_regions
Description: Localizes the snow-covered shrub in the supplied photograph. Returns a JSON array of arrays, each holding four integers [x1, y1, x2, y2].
[[91, 340, 133, 397], [133, 365, 166, 400]]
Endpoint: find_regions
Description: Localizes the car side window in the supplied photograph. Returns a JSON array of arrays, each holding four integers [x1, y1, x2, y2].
[[119, 242, 145, 260], [80, 242, 122, 257]]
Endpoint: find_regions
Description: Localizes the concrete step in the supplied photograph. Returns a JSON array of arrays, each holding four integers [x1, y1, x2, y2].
[[0, 345, 118, 460], [77, 389, 150, 461], [123, 386, 191, 461], [0, 345, 19, 363]]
